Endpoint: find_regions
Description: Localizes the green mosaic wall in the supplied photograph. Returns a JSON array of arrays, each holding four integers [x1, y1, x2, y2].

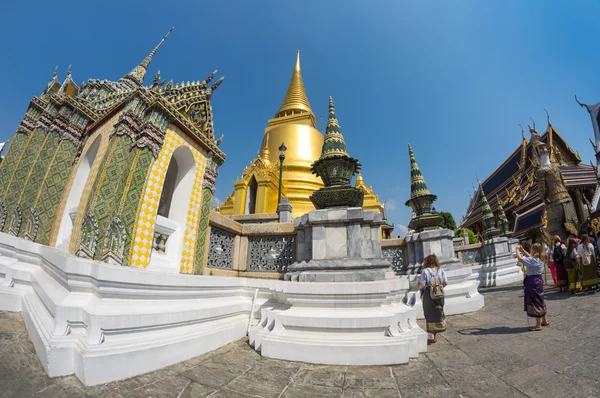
[[35, 140, 78, 245], [0, 133, 29, 196], [79, 135, 138, 260], [193, 188, 214, 274], [18, 133, 60, 239], [3, 129, 48, 234], [118, 149, 154, 266]]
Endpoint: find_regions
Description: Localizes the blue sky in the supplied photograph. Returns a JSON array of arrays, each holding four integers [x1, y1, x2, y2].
[[1, 1, 600, 236]]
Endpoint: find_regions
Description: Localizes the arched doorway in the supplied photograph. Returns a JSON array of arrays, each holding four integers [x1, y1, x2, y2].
[[148, 146, 196, 272], [245, 176, 258, 214], [55, 135, 101, 251]]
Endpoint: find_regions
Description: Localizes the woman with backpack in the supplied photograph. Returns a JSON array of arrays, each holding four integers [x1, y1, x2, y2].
[[565, 237, 581, 294], [516, 243, 548, 331], [577, 234, 599, 291], [417, 254, 448, 344], [552, 235, 568, 292]]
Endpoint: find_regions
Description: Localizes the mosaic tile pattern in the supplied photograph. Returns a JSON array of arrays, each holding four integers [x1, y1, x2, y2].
[[18, 133, 60, 239], [130, 128, 207, 271], [0, 133, 28, 195], [80, 135, 137, 260], [118, 150, 153, 266], [66, 114, 119, 252], [193, 188, 214, 274], [35, 141, 78, 245], [3, 129, 47, 234]]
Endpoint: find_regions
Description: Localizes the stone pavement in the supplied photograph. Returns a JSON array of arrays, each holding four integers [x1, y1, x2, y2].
[[2, 283, 600, 397]]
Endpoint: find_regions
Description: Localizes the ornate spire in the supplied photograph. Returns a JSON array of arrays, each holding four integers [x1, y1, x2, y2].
[[480, 186, 494, 222], [58, 65, 78, 97], [355, 171, 365, 187], [259, 132, 271, 166], [320, 96, 350, 159], [121, 27, 174, 86], [408, 143, 431, 199], [275, 51, 315, 122], [496, 195, 510, 235], [43, 66, 60, 96]]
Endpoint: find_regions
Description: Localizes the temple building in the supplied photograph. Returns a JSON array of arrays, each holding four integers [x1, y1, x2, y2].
[[217, 52, 392, 236], [460, 118, 597, 239], [0, 28, 225, 274]]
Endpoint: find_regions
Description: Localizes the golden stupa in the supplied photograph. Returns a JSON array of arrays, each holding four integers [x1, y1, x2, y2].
[[218, 51, 388, 227]]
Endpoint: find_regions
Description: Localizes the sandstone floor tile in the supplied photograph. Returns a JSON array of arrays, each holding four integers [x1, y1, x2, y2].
[[426, 349, 476, 369], [398, 385, 464, 398], [178, 381, 215, 398], [180, 364, 240, 389], [503, 364, 597, 398], [282, 384, 343, 398], [342, 388, 401, 398], [292, 367, 345, 388], [441, 365, 527, 398], [343, 366, 397, 390]]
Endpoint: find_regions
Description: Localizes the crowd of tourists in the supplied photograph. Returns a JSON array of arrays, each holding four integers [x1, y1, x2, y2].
[[548, 232, 600, 294], [517, 230, 600, 332]]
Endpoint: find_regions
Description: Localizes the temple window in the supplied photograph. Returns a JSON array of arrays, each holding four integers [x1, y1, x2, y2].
[[148, 145, 196, 273], [245, 176, 258, 214]]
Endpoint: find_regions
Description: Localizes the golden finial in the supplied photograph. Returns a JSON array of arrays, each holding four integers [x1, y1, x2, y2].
[[259, 133, 271, 165], [53, 66, 58, 78], [67, 65, 71, 77], [355, 171, 365, 187], [274, 50, 315, 122], [544, 108, 551, 125]]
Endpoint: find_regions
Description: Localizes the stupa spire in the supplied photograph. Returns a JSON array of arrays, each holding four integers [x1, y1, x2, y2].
[[480, 186, 494, 223], [121, 27, 174, 86], [259, 132, 271, 165], [320, 96, 350, 159], [275, 51, 315, 122], [408, 143, 431, 199]]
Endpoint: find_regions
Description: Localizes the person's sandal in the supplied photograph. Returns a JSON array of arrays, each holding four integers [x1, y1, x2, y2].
[[541, 322, 550, 326], [528, 327, 542, 331]]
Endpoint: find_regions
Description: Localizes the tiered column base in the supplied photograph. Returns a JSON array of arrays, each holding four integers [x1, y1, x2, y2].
[[250, 278, 427, 365]]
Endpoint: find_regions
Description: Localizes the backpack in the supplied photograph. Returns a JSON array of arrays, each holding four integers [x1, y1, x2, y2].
[[553, 244, 565, 264], [564, 250, 575, 269], [581, 245, 592, 266], [427, 268, 445, 300]]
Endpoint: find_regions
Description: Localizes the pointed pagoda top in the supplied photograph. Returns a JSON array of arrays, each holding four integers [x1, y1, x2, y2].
[[43, 65, 60, 96], [121, 27, 174, 86], [320, 96, 350, 159], [274, 51, 315, 121], [407, 143, 432, 200], [355, 171, 364, 187], [259, 132, 271, 165], [496, 195, 508, 223], [479, 185, 494, 221], [58, 65, 78, 97]]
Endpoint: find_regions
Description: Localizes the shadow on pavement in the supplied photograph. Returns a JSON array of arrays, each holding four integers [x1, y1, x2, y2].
[[457, 326, 529, 336]]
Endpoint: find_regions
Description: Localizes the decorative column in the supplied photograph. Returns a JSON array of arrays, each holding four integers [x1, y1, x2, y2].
[[403, 144, 461, 272], [476, 189, 522, 287], [286, 96, 392, 282], [193, 154, 219, 274]]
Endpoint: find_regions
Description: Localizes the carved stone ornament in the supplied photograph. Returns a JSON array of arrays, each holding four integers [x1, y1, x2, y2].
[[76, 212, 99, 259], [0, 199, 7, 231], [8, 205, 23, 237], [207, 226, 235, 269], [101, 216, 127, 265], [23, 207, 40, 242], [247, 235, 296, 272], [382, 246, 405, 274]]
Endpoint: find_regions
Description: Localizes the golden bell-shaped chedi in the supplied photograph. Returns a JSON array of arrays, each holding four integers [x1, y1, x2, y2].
[[218, 51, 386, 221]]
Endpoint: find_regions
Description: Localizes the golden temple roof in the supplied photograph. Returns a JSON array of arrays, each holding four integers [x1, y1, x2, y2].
[[275, 51, 315, 122]]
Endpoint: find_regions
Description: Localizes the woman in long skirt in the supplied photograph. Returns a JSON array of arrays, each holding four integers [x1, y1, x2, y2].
[[577, 234, 599, 291], [516, 243, 548, 331], [565, 237, 581, 294], [551, 235, 568, 292], [417, 254, 448, 344]]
